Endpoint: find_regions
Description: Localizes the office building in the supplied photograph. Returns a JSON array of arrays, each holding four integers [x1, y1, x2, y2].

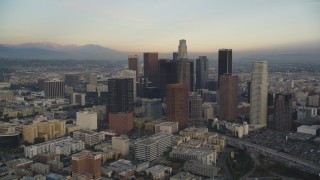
[[73, 130, 105, 146], [118, 70, 137, 101], [188, 92, 203, 125], [206, 80, 217, 91], [128, 55, 139, 81], [155, 122, 179, 135], [72, 150, 101, 179], [219, 74, 238, 122], [218, 49, 232, 87], [173, 52, 179, 60], [134, 133, 173, 162], [108, 78, 134, 113], [250, 61, 268, 129], [142, 98, 162, 120], [44, 80, 65, 99], [196, 56, 209, 90], [177, 60, 194, 92], [159, 59, 178, 98], [273, 94, 292, 131], [109, 112, 133, 135], [112, 136, 130, 156], [166, 84, 188, 130], [64, 73, 80, 87], [71, 92, 86, 106], [89, 73, 97, 85], [76, 111, 97, 130], [178, 39, 188, 60], [144, 52, 159, 87]]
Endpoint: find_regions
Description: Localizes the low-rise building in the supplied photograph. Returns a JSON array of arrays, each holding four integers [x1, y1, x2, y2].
[[184, 160, 218, 178], [170, 172, 202, 180], [134, 133, 173, 162], [47, 160, 64, 172], [169, 147, 216, 165], [31, 163, 50, 175], [106, 159, 135, 179], [112, 136, 130, 156], [155, 122, 178, 135], [6, 159, 33, 169], [73, 130, 105, 146], [145, 165, 172, 180], [297, 125, 320, 135], [34, 153, 60, 164]]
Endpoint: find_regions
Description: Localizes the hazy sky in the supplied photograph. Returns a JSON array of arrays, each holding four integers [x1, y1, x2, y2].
[[0, 0, 319, 52]]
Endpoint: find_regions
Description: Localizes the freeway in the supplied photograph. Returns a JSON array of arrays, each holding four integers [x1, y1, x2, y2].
[[226, 136, 320, 175]]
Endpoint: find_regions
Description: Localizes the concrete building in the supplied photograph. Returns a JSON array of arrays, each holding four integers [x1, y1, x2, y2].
[[31, 163, 50, 175], [144, 52, 159, 87], [23, 120, 66, 144], [178, 39, 188, 60], [218, 49, 232, 87], [307, 95, 319, 107], [72, 150, 101, 179], [109, 112, 133, 135], [219, 74, 238, 122], [184, 160, 218, 178], [34, 153, 60, 164], [76, 111, 97, 130], [128, 55, 139, 81], [47, 160, 64, 172], [134, 133, 173, 162], [155, 122, 179, 135], [73, 130, 105, 146], [166, 84, 188, 130], [106, 159, 135, 179], [188, 92, 203, 126], [297, 125, 320, 135], [202, 103, 214, 121], [24, 137, 84, 158], [6, 159, 33, 169], [273, 94, 292, 131], [44, 80, 65, 99], [250, 61, 268, 129], [170, 172, 202, 180], [169, 147, 216, 165], [112, 136, 130, 156], [89, 73, 97, 85], [145, 165, 172, 180], [196, 56, 208, 90], [71, 93, 86, 106]]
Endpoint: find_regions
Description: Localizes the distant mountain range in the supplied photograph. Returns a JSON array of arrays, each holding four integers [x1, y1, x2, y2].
[[0, 43, 127, 60], [0, 42, 319, 62]]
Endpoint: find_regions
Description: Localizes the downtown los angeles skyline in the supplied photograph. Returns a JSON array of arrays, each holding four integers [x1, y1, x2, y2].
[[0, 0, 320, 53]]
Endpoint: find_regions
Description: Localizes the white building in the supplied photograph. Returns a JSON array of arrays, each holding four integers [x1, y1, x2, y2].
[[155, 122, 179, 135], [73, 130, 105, 146], [112, 136, 130, 156], [169, 147, 216, 165], [24, 137, 84, 158], [250, 61, 268, 130], [76, 111, 97, 130], [297, 125, 320, 135], [134, 133, 173, 162], [178, 39, 188, 60]]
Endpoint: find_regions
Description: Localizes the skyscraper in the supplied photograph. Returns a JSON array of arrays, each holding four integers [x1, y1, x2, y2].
[[177, 60, 194, 92], [65, 73, 80, 87], [178, 39, 188, 60], [219, 74, 238, 122], [173, 52, 179, 60], [273, 94, 292, 131], [166, 84, 188, 130], [118, 70, 137, 102], [144, 52, 159, 87], [196, 56, 209, 90], [44, 80, 65, 99], [159, 59, 178, 98], [218, 49, 232, 87], [108, 78, 134, 113], [72, 150, 101, 179], [250, 61, 268, 129], [128, 55, 139, 81], [188, 92, 203, 126]]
